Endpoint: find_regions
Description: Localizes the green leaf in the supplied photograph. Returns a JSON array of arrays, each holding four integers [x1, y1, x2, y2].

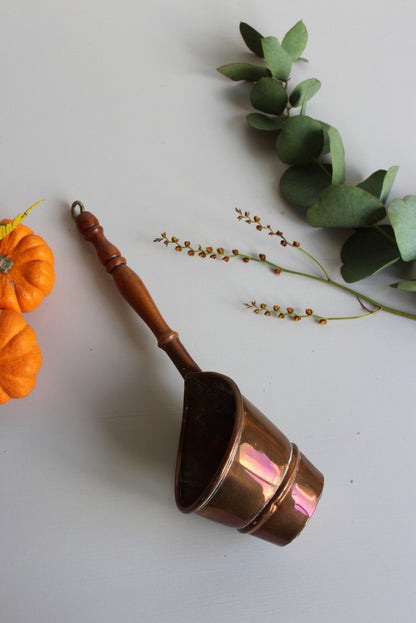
[[289, 78, 321, 113], [388, 195, 416, 261], [341, 226, 400, 282], [307, 184, 386, 228], [276, 115, 324, 165], [282, 20, 308, 60], [390, 279, 416, 292], [357, 166, 399, 203], [380, 165, 399, 204], [317, 120, 330, 155], [327, 126, 345, 184], [239, 22, 264, 58], [247, 113, 286, 131], [250, 78, 288, 115], [217, 63, 271, 82], [261, 37, 292, 81], [280, 163, 332, 206], [357, 170, 387, 198]]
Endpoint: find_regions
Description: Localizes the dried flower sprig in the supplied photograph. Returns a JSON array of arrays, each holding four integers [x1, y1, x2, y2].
[[155, 209, 416, 323], [244, 301, 382, 324], [235, 208, 330, 279]]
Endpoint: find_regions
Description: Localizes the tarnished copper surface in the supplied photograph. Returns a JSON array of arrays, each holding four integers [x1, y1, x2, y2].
[[72, 202, 324, 547]]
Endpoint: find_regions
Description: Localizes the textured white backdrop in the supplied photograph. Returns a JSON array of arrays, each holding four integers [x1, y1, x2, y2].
[[0, 1, 415, 622]]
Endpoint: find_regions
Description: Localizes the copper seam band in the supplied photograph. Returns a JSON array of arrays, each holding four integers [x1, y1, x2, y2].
[[238, 443, 300, 535]]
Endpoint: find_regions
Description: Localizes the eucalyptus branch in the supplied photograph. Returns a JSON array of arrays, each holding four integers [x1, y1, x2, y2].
[[217, 20, 416, 298]]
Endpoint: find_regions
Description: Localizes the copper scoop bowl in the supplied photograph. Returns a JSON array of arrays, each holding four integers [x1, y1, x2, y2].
[[71, 201, 324, 547]]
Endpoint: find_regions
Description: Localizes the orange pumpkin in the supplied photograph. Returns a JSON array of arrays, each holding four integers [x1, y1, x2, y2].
[[0, 222, 55, 313], [0, 309, 42, 404]]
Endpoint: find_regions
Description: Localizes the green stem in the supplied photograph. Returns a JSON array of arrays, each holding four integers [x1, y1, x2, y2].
[[311, 157, 332, 178], [256, 308, 381, 322], [296, 246, 330, 280], [157, 239, 416, 321], [372, 224, 397, 245], [239, 254, 416, 320], [311, 310, 381, 321]]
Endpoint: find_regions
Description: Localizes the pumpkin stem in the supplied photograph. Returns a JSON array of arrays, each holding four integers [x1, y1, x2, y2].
[[0, 253, 13, 273]]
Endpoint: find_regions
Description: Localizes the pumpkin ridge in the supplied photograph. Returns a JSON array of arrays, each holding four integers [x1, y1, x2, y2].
[[0, 378, 11, 404], [11, 234, 55, 259], [9, 245, 55, 265], [13, 261, 55, 294], [0, 280, 20, 313], [8, 271, 45, 312], [0, 310, 27, 348], [0, 374, 36, 399], [2, 363, 41, 380], [0, 344, 42, 380], [0, 225, 34, 256], [0, 386, 11, 404], [1, 325, 39, 357]]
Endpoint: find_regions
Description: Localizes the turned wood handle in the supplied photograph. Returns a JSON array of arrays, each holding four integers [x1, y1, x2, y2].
[[72, 202, 200, 376]]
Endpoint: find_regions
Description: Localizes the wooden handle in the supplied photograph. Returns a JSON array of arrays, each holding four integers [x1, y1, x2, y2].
[[72, 202, 200, 377]]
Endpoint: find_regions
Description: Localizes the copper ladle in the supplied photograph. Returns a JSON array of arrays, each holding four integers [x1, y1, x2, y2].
[[71, 201, 324, 547]]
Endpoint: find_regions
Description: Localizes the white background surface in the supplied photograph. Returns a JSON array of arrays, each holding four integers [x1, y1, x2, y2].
[[0, 1, 415, 621]]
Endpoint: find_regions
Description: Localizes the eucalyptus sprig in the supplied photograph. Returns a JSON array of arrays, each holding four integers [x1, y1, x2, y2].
[[154, 209, 416, 323], [217, 21, 416, 294]]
